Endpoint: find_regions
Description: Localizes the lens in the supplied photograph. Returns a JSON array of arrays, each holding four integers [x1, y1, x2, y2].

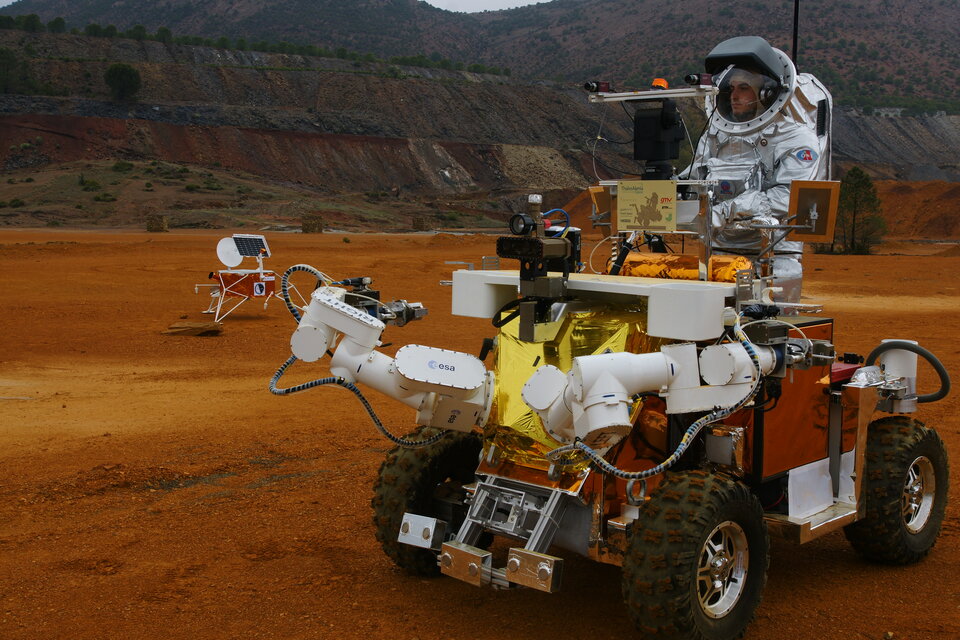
[[583, 81, 610, 93], [509, 213, 535, 236]]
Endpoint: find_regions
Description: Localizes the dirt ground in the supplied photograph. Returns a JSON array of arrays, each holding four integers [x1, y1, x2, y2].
[[0, 228, 957, 640]]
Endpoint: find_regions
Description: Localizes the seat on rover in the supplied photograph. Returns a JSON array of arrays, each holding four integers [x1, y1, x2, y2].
[[615, 253, 751, 283]]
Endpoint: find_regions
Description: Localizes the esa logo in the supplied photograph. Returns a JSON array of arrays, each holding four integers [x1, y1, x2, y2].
[[428, 360, 456, 372]]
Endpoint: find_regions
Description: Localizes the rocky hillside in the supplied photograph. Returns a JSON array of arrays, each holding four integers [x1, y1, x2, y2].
[[833, 111, 960, 181], [3, 0, 958, 112], [0, 29, 957, 233]]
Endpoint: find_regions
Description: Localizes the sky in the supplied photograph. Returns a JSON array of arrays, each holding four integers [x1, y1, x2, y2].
[[423, 0, 549, 12]]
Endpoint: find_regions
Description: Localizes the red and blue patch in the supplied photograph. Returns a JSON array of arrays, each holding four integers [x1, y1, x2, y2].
[[796, 148, 818, 162]]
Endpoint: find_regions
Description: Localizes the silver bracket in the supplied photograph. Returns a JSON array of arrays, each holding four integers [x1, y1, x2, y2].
[[398, 513, 447, 550], [439, 541, 491, 587], [505, 548, 563, 593]]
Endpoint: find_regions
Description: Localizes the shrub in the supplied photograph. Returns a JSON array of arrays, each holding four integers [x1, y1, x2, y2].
[[112, 160, 134, 172], [104, 63, 141, 101], [93, 193, 116, 202], [8, 198, 24, 207], [185, 183, 201, 192]]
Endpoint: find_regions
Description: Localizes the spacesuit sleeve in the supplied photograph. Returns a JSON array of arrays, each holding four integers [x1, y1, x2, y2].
[[715, 139, 823, 229]]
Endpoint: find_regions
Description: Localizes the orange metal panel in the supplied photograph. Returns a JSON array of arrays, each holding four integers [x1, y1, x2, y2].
[[759, 320, 833, 478], [218, 270, 277, 299]]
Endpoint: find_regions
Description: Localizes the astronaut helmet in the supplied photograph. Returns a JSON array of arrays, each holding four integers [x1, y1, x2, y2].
[[705, 36, 797, 133], [716, 66, 778, 122]]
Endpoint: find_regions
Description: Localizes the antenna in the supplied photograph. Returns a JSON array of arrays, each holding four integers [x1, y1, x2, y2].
[[792, 0, 800, 67], [216, 234, 271, 270]]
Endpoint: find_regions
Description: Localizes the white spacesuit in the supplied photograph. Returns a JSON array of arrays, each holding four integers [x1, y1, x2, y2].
[[686, 36, 832, 306]]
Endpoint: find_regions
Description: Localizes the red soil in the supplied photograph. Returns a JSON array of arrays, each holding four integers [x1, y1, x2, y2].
[[0, 229, 957, 639]]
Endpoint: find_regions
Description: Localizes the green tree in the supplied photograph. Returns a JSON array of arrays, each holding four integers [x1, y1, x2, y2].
[[104, 63, 141, 100], [155, 26, 172, 43], [17, 14, 44, 32], [0, 47, 23, 92], [127, 24, 147, 40], [46, 17, 66, 33], [84, 23, 103, 37], [835, 166, 885, 254], [103, 24, 117, 38]]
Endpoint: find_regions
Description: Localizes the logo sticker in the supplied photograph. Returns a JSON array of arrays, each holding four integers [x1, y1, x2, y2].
[[720, 181, 733, 195], [796, 149, 818, 162]]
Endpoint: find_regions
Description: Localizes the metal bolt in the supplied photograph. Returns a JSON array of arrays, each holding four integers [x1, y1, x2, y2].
[[537, 563, 552, 582], [506, 557, 520, 573], [400, 522, 410, 535], [468, 562, 479, 577], [440, 552, 452, 568], [422, 527, 431, 540]]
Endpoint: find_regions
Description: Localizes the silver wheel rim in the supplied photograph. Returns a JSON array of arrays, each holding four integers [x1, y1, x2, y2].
[[902, 455, 935, 534], [697, 520, 749, 619]]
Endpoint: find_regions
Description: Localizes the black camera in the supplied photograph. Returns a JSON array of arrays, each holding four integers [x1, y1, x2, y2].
[[583, 81, 611, 93]]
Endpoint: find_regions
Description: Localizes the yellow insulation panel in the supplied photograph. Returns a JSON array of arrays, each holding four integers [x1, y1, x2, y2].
[[489, 305, 667, 469]]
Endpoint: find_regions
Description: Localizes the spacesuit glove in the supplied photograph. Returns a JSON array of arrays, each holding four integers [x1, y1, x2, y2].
[[714, 191, 775, 228]]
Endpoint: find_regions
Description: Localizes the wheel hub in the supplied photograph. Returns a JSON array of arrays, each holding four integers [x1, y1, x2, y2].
[[697, 520, 749, 619], [902, 455, 935, 534]]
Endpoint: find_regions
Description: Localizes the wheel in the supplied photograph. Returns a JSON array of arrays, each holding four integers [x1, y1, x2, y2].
[[843, 416, 949, 564], [371, 426, 482, 575], [621, 470, 769, 640]]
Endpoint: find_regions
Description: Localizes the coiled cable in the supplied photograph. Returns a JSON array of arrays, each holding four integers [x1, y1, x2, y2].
[[865, 340, 951, 403], [280, 264, 331, 322], [268, 355, 446, 448], [545, 316, 762, 487]]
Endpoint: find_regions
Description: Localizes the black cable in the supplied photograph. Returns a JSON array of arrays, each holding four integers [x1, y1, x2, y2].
[[268, 355, 447, 448], [491, 297, 524, 328], [680, 103, 715, 179], [280, 264, 328, 322], [587, 145, 642, 178], [865, 340, 951, 403]]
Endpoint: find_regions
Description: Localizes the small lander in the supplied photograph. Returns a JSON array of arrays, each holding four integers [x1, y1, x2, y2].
[[195, 234, 278, 321]]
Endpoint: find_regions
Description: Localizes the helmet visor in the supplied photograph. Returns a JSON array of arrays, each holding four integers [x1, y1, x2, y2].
[[716, 67, 775, 123]]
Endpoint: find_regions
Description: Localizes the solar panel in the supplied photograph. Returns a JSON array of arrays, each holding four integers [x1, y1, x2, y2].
[[232, 234, 270, 258]]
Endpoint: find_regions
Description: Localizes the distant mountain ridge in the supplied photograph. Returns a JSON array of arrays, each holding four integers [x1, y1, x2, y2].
[[2, 0, 958, 112]]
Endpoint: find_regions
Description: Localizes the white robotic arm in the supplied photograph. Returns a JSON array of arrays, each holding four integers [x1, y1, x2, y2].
[[289, 288, 494, 432], [523, 341, 777, 451]]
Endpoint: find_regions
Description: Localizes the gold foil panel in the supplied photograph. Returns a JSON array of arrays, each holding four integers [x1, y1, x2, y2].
[[617, 254, 699, 280], [489, 306, 664, 470], [708, 255, 752, 283]]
